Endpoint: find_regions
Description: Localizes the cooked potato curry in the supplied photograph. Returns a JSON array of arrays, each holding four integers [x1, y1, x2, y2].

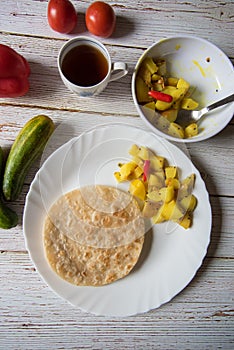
[[136, 57, 199, 138], [114, 144, 197, 229]]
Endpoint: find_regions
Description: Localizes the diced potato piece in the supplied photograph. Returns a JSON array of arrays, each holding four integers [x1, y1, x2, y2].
[[170, 87, 187, 102], [156, 60, 167, 76], [143, 57, 158, 74], [147, 186, 175, 203], [178, 212, 192, 229], [153, 113, 171, 131], [155, 100, 173, 111], [152, 81, 164, 91], [160, 186, 175, 203], [151, 73, 161, 81], [137, 66, 151, 87], [129, 179, 146, 201], [165, 178, 180, 190], [114, 171, 122, 183], [132, 156, 144, 169], [150, 155, 164, 170], [172, 99, 182, 110], [119, 162, 136, 180], [168, 122, 185, 139], [152, 206, 165, 224], [147, 190, 161, 202], [177, 78, 190, 93], [138, 146, 149, 160], [181, 98, 199, 110], [138, 65, 152, 86], [129, 144, 140, 157], [177, 174, 195, 199], [132, 166, 143, 179], [161, 108, 178, 122], [161, 200, 184, 221], [165, 166, 177, 179], [185, 123, 198, 138], [167, 77, 179, 86], [179, 194, 197, 213], [142, 201, 161, 218], [148, 173, 164, 189], [144, 101, 155, 110], [136, 76, 150, 103], [163, 86, 177, 94]]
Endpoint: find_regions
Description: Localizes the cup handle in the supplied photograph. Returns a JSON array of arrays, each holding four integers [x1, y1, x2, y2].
[[109, 62, 128, 82]]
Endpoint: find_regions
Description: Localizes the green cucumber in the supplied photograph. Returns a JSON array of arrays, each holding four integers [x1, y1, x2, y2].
[[3, 115, 55, 201], [0, 201, 18, 229], [0, 146, 18, 229]]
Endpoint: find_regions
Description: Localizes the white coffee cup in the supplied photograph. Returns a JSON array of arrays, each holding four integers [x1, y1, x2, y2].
[[58, 36, 128, 97]]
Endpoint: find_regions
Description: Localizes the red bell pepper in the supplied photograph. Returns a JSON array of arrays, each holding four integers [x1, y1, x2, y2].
[[0, 44, 30, 98]]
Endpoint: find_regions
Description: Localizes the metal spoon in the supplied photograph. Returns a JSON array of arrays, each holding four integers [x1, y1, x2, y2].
[[176, 93, 234, 126]]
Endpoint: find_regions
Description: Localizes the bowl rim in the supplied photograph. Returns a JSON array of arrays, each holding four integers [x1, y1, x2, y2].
[[131, 34, 234, 143]]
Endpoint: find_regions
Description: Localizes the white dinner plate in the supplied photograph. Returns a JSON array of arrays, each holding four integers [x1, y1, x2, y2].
[[23, 124, 212, 316]]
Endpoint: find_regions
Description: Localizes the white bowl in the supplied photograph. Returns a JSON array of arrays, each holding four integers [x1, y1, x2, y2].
[[132, 35, 234, 142]]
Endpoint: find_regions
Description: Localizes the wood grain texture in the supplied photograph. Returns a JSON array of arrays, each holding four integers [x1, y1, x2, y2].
[[0, 1, 233, 349]]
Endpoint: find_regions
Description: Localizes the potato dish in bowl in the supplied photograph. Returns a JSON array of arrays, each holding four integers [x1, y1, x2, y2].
[[132, 35, 234, 143], [136, 57, 199, 139]]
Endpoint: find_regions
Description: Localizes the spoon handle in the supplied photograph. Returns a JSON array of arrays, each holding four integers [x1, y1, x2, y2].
[[206, 93, 234, 113]]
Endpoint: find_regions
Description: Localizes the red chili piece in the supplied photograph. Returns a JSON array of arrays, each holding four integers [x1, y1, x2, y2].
[[0, 44, 30, 98], [143, 160, 150, 182], [148, 90, 173, 103]]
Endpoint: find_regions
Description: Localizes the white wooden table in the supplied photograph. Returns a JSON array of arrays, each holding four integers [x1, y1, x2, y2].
[[0, 1, 233, 349]]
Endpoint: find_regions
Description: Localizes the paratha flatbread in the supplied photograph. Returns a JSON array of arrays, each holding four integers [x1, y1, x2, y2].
[[43, 185, 145, 286]]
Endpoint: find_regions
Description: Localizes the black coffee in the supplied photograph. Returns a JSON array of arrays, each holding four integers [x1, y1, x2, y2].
[[61, 44, 108, 87]]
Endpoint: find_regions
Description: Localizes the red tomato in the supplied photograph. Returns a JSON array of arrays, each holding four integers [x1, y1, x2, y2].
[[47, 0, 77, 34], [85, 1, 116, 38]]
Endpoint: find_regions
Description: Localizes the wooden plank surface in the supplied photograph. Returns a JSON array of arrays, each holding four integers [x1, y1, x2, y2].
[[0, 0, 233, 349]]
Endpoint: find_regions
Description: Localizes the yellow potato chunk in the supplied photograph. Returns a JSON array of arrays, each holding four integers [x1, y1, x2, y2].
[[161, 108, 178, 122], [142, 201, 161, 218], [165, 178, 180, 190], [119, 162, 137, 180], [156, 60, 167, 76], [152, 206, 165, 224], [135, 76, 150, 103], [178, 212, 192, 229], [114, 172, 122, 183], [144, 101, 155, 110], [177, 78, 190, 93], [148, 173, 164, 189], [167, 77, 179, 86], [132, 166, 143, 179], [168, 122, 185, 139], [181, 98, 199, 110], [129, 179, 146, 201], [179, 194, 197, 213], [185, 123, 198, 138], [161, 200, 184, 221], [129, 144, 140, 157], [147, 190, 161, 202], [150, 155, 165, 170], [155, 100, 173, 111], [170, 87, 187, 102], [137, 146, 149, 160], [142, 57, 158, 75], [165, 166, 177, 179], [177, 174, 195, 199]]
